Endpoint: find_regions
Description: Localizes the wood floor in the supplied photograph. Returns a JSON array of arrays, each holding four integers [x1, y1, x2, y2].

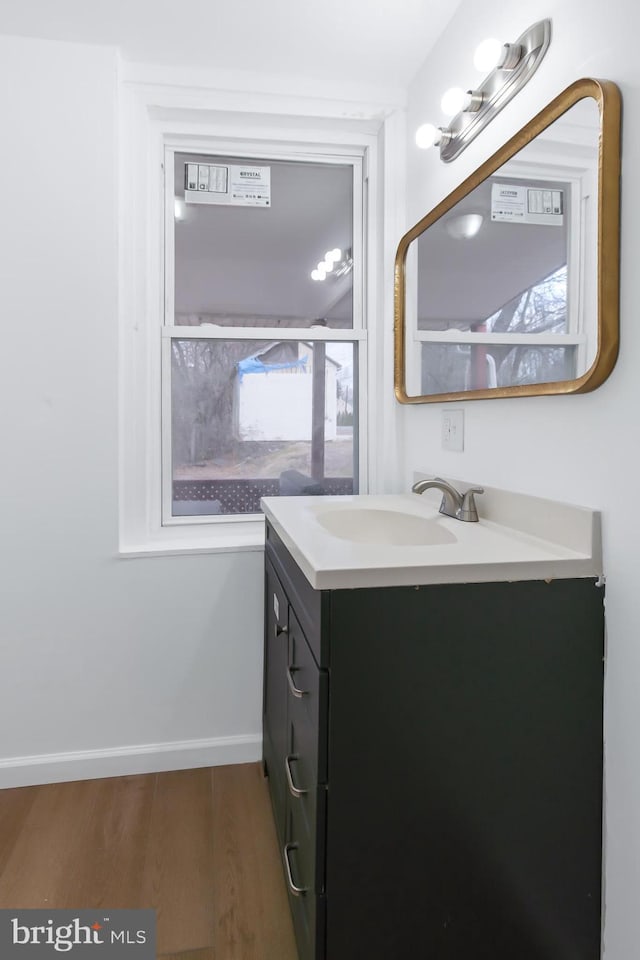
[[0, 763, 298, 959]]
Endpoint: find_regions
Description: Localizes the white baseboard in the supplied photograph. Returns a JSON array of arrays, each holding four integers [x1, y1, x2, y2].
[[0, 734, 262, 789]]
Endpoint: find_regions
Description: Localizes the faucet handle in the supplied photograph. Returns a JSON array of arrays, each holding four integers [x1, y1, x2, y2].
[[460, 486, 484, 521]]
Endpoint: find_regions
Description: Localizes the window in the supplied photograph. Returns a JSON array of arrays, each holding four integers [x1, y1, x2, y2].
[[162, 150, 366, 524], [119, 78, 393, 556]]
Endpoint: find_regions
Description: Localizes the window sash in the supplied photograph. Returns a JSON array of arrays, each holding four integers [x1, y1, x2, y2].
[[161, 332, 364, 526], [163, 146, 366, 333]]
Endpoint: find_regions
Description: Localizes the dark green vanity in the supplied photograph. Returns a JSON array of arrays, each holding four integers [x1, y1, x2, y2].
[[263, 517, 604, 960]]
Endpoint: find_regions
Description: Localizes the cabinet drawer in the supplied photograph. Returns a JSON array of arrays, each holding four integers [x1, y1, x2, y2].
[[288, 609, 328, 788], [283, 764, 327, 897], [284, 801, 327, 960]]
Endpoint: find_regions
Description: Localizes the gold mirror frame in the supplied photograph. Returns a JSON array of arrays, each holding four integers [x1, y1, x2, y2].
[[394, 78, 621, 403]]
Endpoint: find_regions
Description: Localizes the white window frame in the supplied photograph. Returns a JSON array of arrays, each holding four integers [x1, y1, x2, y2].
[[118, 72, 403, 557], [162, 143, 368, 528]]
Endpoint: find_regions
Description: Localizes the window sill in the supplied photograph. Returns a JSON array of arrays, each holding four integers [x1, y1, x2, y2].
[[119, 518, 266, 558]]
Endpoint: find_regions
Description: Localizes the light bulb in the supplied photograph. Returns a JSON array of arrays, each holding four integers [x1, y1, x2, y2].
[[440, 87, 467, 117], [322, 258, 335, 272], [311, 269, 325, 281], [415, 123, 439, 149], [473, 37, 503, 72], [330, 248, 342, 262]]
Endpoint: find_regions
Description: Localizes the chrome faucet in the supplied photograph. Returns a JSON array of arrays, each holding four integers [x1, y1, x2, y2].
[[411, 477, 484, 522]]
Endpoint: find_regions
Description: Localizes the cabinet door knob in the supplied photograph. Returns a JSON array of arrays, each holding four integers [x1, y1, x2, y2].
[[285, 753, 308, 798], [283, 842, 308, 896], [287, 665, 308, 698], [275, 623, 288, 637]]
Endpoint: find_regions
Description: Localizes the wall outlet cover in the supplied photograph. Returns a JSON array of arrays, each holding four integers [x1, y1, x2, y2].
[[442, 408, 464, 451]]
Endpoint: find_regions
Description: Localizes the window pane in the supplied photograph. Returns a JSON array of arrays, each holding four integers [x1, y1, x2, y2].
[[421, 343, 577, 393], [170, 339, 357, 517], [173, 154, 354, 329]]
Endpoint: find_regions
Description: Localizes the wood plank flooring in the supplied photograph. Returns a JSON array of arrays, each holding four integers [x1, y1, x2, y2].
[[0, 763, 298, 959]]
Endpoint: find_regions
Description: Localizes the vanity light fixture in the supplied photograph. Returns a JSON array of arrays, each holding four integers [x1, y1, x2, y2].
[[415, 19, 551, 162], [310, 247, 352, 281]]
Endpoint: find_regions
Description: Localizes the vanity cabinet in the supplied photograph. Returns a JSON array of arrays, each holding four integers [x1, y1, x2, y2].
[[263, 520, 605, 960]]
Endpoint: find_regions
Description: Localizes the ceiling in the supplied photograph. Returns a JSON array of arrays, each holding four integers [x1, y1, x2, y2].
[[0, 0, 462, 89]]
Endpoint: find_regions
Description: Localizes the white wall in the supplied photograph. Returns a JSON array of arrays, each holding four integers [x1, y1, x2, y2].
[[0, 30, 400, 787], [0, 34, 265, 784], [402, 3, 640, 956]]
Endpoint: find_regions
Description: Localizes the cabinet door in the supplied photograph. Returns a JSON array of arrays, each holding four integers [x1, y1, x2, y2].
[[263, 558, 289, 846], [325, 578, 604, 960]]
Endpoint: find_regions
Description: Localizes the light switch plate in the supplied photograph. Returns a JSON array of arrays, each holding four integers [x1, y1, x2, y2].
[[442, 409, 464, 451]]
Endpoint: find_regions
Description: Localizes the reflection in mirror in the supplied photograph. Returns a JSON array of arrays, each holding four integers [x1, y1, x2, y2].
[[395, 79, 621, 402]]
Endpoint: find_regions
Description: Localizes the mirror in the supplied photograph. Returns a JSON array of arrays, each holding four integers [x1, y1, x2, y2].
[[394, 78, 621, 403]]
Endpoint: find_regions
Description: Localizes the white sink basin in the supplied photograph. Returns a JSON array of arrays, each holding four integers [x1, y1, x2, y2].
[[315, 506, 457, 546]]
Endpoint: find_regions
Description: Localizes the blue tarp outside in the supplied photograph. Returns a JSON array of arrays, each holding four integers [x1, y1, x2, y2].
[[237, 354, 308, 382]]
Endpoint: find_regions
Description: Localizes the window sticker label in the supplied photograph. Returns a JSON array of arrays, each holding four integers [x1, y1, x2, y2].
[[184, 164, 270, 207], [491, 182, 564, 225], [229, 165, 271, 206]]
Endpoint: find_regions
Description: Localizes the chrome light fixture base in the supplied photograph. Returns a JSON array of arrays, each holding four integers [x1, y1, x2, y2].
[[440, 19, 551, 162]]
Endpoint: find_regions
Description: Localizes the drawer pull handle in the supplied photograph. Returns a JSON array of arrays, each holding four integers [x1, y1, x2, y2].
[[287, 666, 307, 699], [275, 623, 288, 637], [283, 842, 308, 896], [285, 753, 308, 798]]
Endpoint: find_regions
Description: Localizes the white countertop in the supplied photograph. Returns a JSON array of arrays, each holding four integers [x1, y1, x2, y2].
[[261, 487, 602, 590]]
